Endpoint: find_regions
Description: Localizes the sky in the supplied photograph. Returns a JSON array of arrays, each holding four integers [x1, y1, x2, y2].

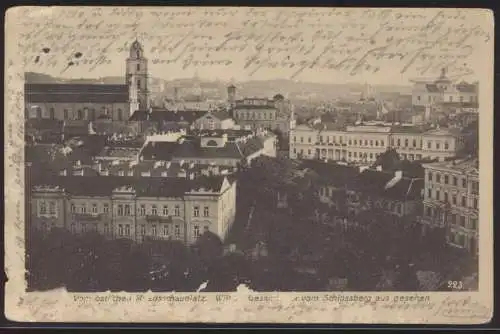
[[12, 7, 493, 85]]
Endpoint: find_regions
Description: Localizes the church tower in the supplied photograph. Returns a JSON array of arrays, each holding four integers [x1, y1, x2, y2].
[[126, 39, 150, 114]]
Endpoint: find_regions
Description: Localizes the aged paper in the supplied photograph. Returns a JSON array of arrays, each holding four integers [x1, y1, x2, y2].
[[5, 7, 493, 323]]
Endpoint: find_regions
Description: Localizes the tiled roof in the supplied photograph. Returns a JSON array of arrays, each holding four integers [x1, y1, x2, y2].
[[31, 175, 229, 197], [426, 84, 441, 93], [203, 110, 232, 121], [129, 109, 206, 123], [140, 142, 178, 161], [188, 129, 254, 140], [173, 140, 243, 159], [233, 105, 276, 110], [455, 83, 477, 93], [300, 160, 359, 187], [96, 146, 142, 159], [354, 169, 424, 200], [25, 83, 129, 103]]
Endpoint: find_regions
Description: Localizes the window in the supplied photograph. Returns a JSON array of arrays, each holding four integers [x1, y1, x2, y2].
[[152, 225, 157, 236], [193, 225, 200, 239], [473, 198, 478, 209], [428, 172, 433, 182], [370, 140, 373, 146], [125, 225, 131, 236], [139, 205, 145, 216], [426, 206, 432, 217], [348, 152, 352, 158], [348, 139, 351, 145], [140, 224, 146, 235], [354, 152, 357, 157], [453, 177, 458, 186], [417, 96, 421, 101], [91, 203, 98, 214], [391, 139, 394, 146], [118, 204, 124, 216], [471, 181, 479, 194], [308, 149, 311, 155], [174, 205, 180, 216], [369, 153, 373, 159], [444, 142, 449, 150], [460, 216, 466, 227], [427, 141, 431, 149], [427, 189, 432, 198], [71, 204, 76, 213], [77, 109, 83, 120], [380, 140, 384, 147], [137, 79, 141, 89], [81, 204, 87, 214], [444, 175, 449, 184], [124, 204, 131, 216], [174, 225, 181, 239], [48, 201, 56, 215], [103, 204, 109, 213], [375, 140, 379, 146], [118, 170, 124, 176], [436, 190, 440, 200], [117, 109, 123, 121], [163, 225, 169, 236], [193, 206, 200, 217], [293, 136, 296, 143], [449, 96, 452, 102], [203, 206, 209, 217], [444, 192, 448, 202], [104, 223, 110, 235], [82, 223, 87, 233], [404, 139, 408, 147], [452, 195, 457, 205], [39, 201, 47, 215], [308, 137, 311, 143], [63, 109, 69, 120], [470, 218, 477, 230], [118, 224, 124, 236], [152, 205, 158, 216], [462, 178, 467, 188], [136, 63, 140, 71], [397, 139, 401, 146], [300, 137, 303, 143], [436, 142, 440, 150], [436, 174, 441, 183], [71, 223, 76, 234], [461, 196, 466, 207], [413, 139, 417, 147], [163, 205, 169, 216]]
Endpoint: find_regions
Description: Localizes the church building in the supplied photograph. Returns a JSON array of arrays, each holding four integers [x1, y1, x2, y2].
[[25, 40, 150, 122]]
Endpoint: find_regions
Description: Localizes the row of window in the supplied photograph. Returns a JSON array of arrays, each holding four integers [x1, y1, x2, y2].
[[416, 95, 476, 103], [68, 203, 210, 217], [237, 111, 275, 120], [29, 107, 123, 121], [426, 189, 479, 209], [294, 136, 452, 151], [424, 207, 477, 230], [428, 173, 478, 193]]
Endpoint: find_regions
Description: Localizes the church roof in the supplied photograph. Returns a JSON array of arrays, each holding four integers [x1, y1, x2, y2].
[[25, 83, 129, 103]]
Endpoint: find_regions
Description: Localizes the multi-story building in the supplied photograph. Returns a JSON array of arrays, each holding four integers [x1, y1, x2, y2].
[[228, 86, 296, 135], [289, 122, 466, 163], [25, 39, 150, 121], [420, 158, 479, 256], [191, 110, 236, 130], [30, 175, 237, 245]]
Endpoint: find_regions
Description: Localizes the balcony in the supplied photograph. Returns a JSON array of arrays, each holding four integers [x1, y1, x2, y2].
[[73, 213, 103, 221], [146, 215, 173, 223]]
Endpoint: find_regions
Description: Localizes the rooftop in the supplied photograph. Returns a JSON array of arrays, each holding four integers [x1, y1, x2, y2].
[[423, 157, 479, 175], [31, 174, 232, 198]]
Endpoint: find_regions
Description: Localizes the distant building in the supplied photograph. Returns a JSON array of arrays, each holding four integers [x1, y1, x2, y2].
[[191, 110, 236, 130], [420, 158, 479, 256], [30, 175, 237, 245], [289, 122, 466, 163], [411, 68, 479, 120], [25, 39, 150, 121], [228, 86, 296, 135]]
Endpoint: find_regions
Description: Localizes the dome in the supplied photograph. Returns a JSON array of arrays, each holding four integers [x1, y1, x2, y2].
[[273, 93, 285, 101], [129, 39, 144, 58]]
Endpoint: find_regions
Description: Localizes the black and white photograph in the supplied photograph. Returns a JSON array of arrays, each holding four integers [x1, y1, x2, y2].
[[5, 6, 493, 324]]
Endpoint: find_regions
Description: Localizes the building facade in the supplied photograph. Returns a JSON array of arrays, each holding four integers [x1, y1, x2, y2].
[[420, 159, 479, 256], [30, 175, 237, 245], [228, 87, 296, 135], [25, 39, 150, 122], [289, 123, 466, 163], [191, 110, 236, 130]]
